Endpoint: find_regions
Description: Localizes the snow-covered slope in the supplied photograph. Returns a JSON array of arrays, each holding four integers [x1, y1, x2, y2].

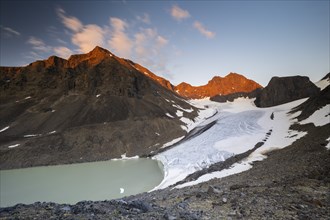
[[300, 105, 330, 126], [314, 77, 330, 90], [153, 97, 314, 190]]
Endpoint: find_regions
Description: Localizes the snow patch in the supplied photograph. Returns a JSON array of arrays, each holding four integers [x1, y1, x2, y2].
[[51, 110, 56, 113], [48, 131, 56, 134], [299, 105, 330, 127], [173, 104, 194, 113], [8, 144, 20, 149], [166, 113, 174, 118], [24, 134, 40, 138], [120, 153, 139, 160], [326, 137, 330, 150], [177, 162, 252, 188], [155, 132, 160, 136], [96, 94, 101, 98], [0, 126, 9, 133], [161, 136, 185, 149], [315, 78, 330, 90], [24, 96, 31, 100], [176, 110, 183, 117]]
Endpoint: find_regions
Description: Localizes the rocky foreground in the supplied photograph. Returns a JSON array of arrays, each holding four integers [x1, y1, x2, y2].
[[1, 119, 329, 219]]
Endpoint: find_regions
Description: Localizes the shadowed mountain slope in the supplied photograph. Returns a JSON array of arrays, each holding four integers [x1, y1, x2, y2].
[[0, 46, 198, 169]]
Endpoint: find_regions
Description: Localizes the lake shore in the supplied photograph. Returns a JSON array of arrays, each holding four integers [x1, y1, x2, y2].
[[1, 122, 329, 219]]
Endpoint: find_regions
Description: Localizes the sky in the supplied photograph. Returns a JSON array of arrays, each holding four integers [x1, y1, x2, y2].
[[0, 0, 329, 86]]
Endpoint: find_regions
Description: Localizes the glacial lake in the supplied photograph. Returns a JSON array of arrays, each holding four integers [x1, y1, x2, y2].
[[0, 158, 164, 207]]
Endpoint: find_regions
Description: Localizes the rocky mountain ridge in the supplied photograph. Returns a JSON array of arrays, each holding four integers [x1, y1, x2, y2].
[[0, 46, 198, 169], [174, 72, 263, 99]]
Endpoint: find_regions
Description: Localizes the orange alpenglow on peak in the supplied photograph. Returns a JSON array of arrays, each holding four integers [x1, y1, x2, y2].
[[174, 72, 263, 99], [66, 46, 115, 68]]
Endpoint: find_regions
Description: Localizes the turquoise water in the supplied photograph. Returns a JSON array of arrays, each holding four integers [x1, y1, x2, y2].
[[0, 158, 163, 207]]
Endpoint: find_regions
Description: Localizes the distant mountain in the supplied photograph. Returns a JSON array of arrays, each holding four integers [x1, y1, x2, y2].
[[174, 72, 262, 99], [211, 75, 323, 107], [0, 46, 198, 169]]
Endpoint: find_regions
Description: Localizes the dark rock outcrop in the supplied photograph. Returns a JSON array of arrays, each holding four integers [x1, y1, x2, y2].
[[210, 88, 262, 103], [255, 76, 320, 107]]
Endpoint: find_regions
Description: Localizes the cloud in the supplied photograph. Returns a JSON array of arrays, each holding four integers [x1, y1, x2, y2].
[[156, 36, 168, 48], [56, 38, 67, 45], [193, 21, 215, 39], [27, 36, 51, 52], [57, 8, 83, 32], [53, 46, 72, 59], [171, 5, 190, 21], [72, 25, 104, 53], [132, 27, 170, 76], [0, 25, 20, 38], [136, 13, 150, 24], [108, 17, 133, 57], [134, 28, 166, 55], [55, 8, 171, 78], [57, 8, 104, 53]]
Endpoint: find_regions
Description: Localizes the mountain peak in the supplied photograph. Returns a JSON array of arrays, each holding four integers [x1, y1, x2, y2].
[[89, 46, 112, 56], [226, 72, 241, 78], [67, 46, 113, 67], [175, 72, 263, 99], [45, 56, 67, 67]]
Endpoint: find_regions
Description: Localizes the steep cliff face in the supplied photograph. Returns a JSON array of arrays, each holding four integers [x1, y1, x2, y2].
[[0, 46, 198, 169], [254, 76, 320, 107], [175, 73, 262, 99]]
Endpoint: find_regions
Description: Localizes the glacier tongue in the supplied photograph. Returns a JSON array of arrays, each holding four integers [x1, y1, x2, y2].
[[153, 97, 310, 190], [153, 98, 267, 190]]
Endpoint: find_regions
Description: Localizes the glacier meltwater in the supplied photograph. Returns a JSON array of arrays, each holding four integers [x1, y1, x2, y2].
[[0, 158, 163, 207]]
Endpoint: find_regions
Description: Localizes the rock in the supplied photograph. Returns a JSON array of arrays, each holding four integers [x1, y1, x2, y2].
[[60, 206, 71, 212], [177, 201, 188, 210], [222, 198, 228, 203], [255, 76, 320, 107], [230, 184, 249, 190], [207, 186, 221, 194], [128, 200, 152, 213], [164, 212, 177, 220], [228, 211, 237, 216]]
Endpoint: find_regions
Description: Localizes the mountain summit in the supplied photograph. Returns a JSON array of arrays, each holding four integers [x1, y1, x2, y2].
[[175, 72, 262, 99]]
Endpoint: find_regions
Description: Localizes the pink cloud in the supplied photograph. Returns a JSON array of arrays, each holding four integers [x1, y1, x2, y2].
[[193, 21, 215, 39], [53, 46, 73, 59], [171, 5, 190, 21], [108, 17, 133, 57]]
